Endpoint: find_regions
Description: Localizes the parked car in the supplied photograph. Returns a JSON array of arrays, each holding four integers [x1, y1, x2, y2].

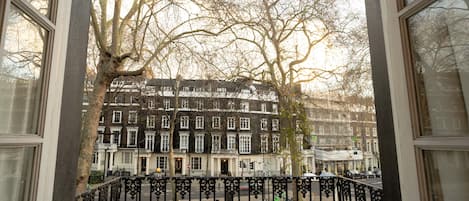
[[302, 172, 318, 181], [319, 171, 335, 177]]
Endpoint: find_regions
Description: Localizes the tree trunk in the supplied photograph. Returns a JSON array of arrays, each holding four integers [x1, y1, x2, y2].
[[76, 58, 114, 194]]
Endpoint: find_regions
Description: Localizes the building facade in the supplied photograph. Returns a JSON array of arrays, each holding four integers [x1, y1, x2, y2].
[[85, 79, 288, 176]]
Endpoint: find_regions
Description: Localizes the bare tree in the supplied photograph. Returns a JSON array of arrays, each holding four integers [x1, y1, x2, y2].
[[77, 0, 233, 193]]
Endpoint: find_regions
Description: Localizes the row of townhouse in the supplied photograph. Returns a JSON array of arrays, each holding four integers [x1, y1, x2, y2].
[[84, 79, 309, 176]]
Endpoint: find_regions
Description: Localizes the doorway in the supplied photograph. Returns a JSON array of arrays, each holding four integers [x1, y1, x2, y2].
[[140, 158, 146, 173], [175, 158, 183, 174], [221, 159, 229, 175]]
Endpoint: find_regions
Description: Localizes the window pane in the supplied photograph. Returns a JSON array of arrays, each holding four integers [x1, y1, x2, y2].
[[24, 0, 51, 16], [423, 150, 469, 201], [0, 147, 35, 201], [0, 6, 48, 135], [408, 0, 469, 136]]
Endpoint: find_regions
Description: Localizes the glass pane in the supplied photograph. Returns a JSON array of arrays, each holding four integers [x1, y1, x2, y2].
[[405, 0, 416, 5], [0, 147, 35, 201], [423, 150, 469, 201], [0, 6, 47, 135], [408, 0, 469, 136], [24, 0, 50, 16]]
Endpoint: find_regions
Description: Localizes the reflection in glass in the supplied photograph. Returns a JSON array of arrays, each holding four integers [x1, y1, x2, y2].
[[424, 150, 469, 201], [0, 147, 35, 201], [0, 6, 47, 135], [408, 0, 469, 136], [24, 0, 50, 16]]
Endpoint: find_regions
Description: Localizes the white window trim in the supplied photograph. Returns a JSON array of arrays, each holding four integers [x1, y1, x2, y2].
[[147, 115, 156, 128], [227, 134, 236, 151], [162, 115, 170, 129], [212, 116, 220, 129], [127, 128, 138, 147], [195, 134, 204, 153], [112, 111, 122, 123], [227, 117, 236, 130], [212, 135, 221, 152], [239, 134, 252, 154], [179, 132, 189, 150], [240, 117, 250, 130], [128, 111, 138, 124], [272, 119, 279, 131], [180, 116, 189, 129], [195, 116, 204, 129], [110, 127, 121, 145], [260, 118, 268, 131], [161, 133, 169, 152], [145, 132, 155, 151]]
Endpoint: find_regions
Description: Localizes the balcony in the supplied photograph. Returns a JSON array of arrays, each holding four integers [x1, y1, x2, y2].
[[76, 176, 382, 201]]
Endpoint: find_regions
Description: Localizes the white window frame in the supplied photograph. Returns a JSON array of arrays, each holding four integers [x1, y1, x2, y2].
[[228, 101, 235, 110], [240, 117, 250, 130], [227, 134, 236, 150], [128, 111, 138, 124], [181, 99, 189, 109], [273, 135, 280, 153], [272, 104, 278, 114], [240, 101, 249, 112], [227, 117, 236, 130], [239, 134, 251, 154], [191, 157, 202, 170], [179, 132, 189, 150], [261, 103, 267, 112], [261, 135, 268, 153], [260, 119, 268, 131], [148, 100, 155, 109], [97, 127, 105, 144], [195, 134, 204, 153], [110, 128, 121, 145], [180, 116, 189, 129], [195, 116, 204, 129], [196, 100, 204, 110], [272, 119, 279, 131], [156, 156, 168, 170], [92, 152, 99, 164], [161, 133, 169, 152], [212, 135, 221, 152], [122, 152, 133, 164], [127, 128, 138, 147], [163, 99, 171, 110], [112, 111, 122, 123], [212, 116, 220, 129], [162, 115, 170, 129], [213, 101, 220, 110], [147, 115, 156, 128], [145, 132, 155, 151]]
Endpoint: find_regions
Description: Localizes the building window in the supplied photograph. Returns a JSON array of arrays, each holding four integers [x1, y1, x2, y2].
[[227, 135, 236, 150], [179, 133, 189, 150], [272, 119, 279, 131], [367, 141, 371, 152], [319, 126, 325, 134], [272, 104, 278, 113], [162, 115, 170, 128], [372, 128, 377, 136], [239, 135, 251, 154], [212, 135, 221, 152], [196, 100, 204, 110], [114, 95, 124, 104], [112, 111, 122, 123], [212, 116, 220, 129], [130, 96, 138, 104], [217, 88, 226, 93], [122, 152, 133, 164], [99, 112, 104, 123], [296, 135, 303, 151], [181, 99, 189, 108], [97, 129, 104, 144], [127, 129, 137, 147], [163, 99, 170, 110], [228, 101, 235, 110], [156, 156, 168, 170], [273, 135, 280, 153], [366, 128, 370, 136], [213, 101, 220, 110], [111, 130, 121, 145], [196, 116, 204, 129], [261, 103, 267, 112], [92, 152, 98, 164], [147, 115, 156, 128], [260, 119, 268, 131], [373, 141, 378, 153], [249, 162, 255, 170], [128, 111, 138, 124], [161, 133, 169, 152], [191, 157, 202, 170], [261, 135, 268, 153], [195, 134, 204, 153], [296, 120, 301, 131], [148, 100, 155, 108], [240, 102, 249, 111], [183, 87, 190, 92], [227, 117, 236, 130], [180, 116, 189, 129], [162, 86, 172, 91], [145, 133, 155, 151], [240, 117, 250, 130]]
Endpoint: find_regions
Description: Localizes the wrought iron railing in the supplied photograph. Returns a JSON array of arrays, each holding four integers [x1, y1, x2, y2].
[[75, 176, 383, 201]]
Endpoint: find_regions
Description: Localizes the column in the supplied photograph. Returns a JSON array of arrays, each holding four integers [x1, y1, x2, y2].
[[210, 157, 214, 176], [109, 152, 114, 171], [146, 157, 150, 175], [134, 156, 138, 175]]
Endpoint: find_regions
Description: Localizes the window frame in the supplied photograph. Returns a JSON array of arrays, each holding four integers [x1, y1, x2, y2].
[[112, 111, 122, 123]]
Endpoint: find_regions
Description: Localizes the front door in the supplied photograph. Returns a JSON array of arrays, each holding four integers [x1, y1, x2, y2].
[[221, 159, 229, 175], [141, 158, 146, 173], [175, 158, 183, 174]]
